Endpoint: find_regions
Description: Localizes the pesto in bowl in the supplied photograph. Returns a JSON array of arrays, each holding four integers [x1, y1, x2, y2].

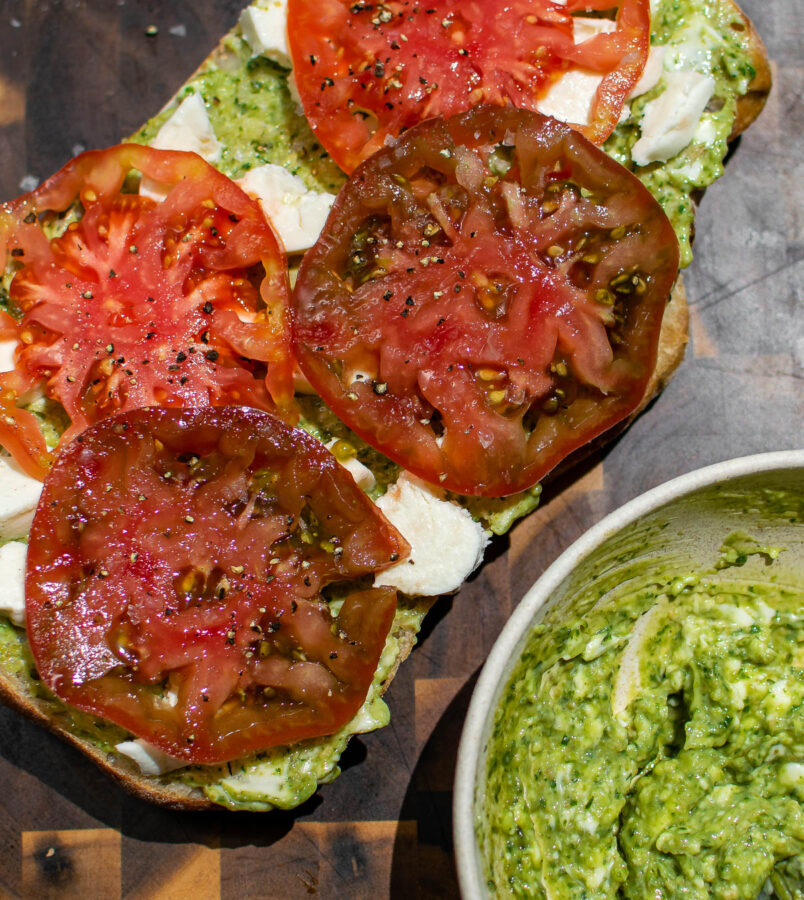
[[454, 452, 804, 900]]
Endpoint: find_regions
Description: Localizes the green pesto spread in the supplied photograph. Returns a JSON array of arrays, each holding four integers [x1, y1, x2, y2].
[[479, 531, 803, 899], [605, 0, 758, 267], [131, 32, 345, 194]]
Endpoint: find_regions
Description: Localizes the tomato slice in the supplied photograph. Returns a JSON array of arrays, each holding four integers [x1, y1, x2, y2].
[[287, 0, 650, 172], [25, 406, 409, 764], [293, 107, 680, 497], [0, 145, 295, 479]]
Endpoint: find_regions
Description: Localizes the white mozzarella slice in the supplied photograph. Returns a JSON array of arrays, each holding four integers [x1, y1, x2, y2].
[[781, 762, 804, 789], [115, 739, 187, 776], [150, 92, 222, 163], [0, 455, 43, 540], [631, 70, 715, 166], [663, 20, 722, 74], [287, 71, 304, 113], [240, 1, 291, 68], [535, 18, 617, 128], [535, 9, 666, 128], [0, 339, 18, 373], [237, 164, 335, 254], [324, 441, 376, 492], [572, 16, 617, 44], [373, 473, 489, 597], [0, 541, 28, 627], [536, 68, 602, 127], [339, 459, 376, 493], [141, 93, 222, 200], [630, 46, 665, 98]]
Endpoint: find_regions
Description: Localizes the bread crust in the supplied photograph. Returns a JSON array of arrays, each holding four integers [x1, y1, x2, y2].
[[0, 601, 433, 810], [0, 0, 769, 812], [729, 0, 772, 138], [636, 277, 689, 416]]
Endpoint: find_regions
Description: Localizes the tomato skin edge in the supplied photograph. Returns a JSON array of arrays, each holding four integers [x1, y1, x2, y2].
[[0, 145, 298, 474], [292, 107, 680, 498], [287, 0, 652, 174], [24, 405, 410, 763]]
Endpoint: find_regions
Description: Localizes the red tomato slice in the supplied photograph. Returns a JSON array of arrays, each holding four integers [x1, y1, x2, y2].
[[25, 406, 409, 764], [292, 107, 680, 497], [0, 145, 295, 480], [287, 0, 649, 172]]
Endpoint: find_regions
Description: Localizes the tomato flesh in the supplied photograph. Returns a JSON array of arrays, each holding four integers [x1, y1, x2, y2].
[[0, 145, 295, 479], [287, 0, 650, 172], [25, 406, 408, 764], [293, 107, 680, 497]]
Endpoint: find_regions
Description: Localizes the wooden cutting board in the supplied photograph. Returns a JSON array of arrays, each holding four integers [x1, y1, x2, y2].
[[0, 1, 799, 897]]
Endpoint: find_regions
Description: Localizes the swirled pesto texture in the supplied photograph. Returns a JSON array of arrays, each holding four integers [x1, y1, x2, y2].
[[480, 521, 804, 898]]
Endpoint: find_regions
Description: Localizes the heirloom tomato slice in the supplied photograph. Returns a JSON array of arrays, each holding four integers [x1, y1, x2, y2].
[[25, 406, 408, 764], [0, 145, 294, 480], [287, 0, 650, 172], [293, 107, 680, 497]]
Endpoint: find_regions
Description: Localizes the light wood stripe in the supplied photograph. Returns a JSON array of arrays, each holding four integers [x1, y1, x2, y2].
[[414, 677, 464, 751], [413, 677, 465, 792], [21, 829, 121, 900], [304, 821, 417, 899], [510, 461, 605, 561], [688, 305, 719, 357], [124, 841, 220, 900], [0, 76, 24, 127]]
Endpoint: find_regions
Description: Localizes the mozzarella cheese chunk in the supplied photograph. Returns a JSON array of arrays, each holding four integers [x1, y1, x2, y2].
[[535, 17, 615, 126], [630, 46, 665, 99], [0, 541, 27, 627], [141, 92, 223, 201], [0, 339, 18, 373], [240, 0, 291, 68], [572, 16, 617, 45], [115, 739, 187, 777], [150, 92, 222, 163], [632, 70, 715, 166], [287, 71, 304, 113], [536, 68, 605, 127], [325, 441, 376, 492], [0, 454, 43, 540], [373, 474, 489, 597], [536, 21, 661, 127], [237, 164, 335, 254]]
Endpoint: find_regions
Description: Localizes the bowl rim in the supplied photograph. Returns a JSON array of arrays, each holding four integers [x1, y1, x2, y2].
[[453, 449, 804, 899]]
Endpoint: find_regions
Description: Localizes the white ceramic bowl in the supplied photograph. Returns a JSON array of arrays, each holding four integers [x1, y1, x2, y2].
[[453, 450, 804, 898]]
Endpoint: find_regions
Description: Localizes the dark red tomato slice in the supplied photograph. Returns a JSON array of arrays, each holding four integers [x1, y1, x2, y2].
[[25, 405, 408, 764], [0, 145, 295, 480], [293, 107, 679, 497], [287, 0, 649, 173]]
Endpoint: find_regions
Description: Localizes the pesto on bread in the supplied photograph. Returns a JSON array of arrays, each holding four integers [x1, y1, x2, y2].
[[0, 0, 770, 811]]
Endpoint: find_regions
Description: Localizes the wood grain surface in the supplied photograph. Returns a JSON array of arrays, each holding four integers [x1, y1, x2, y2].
[[0, 1, 801, 898]]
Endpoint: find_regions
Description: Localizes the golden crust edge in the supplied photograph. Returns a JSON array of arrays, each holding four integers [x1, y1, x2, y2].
[[635, 276, 689, 416], [729, 0, 772, 138], [0, 600, 433, 811]]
